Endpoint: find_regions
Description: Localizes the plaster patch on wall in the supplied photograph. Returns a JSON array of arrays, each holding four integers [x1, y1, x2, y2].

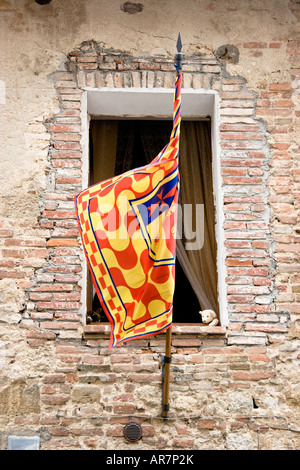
[[0, 279, 24, 324], [0, 341, 7, 370], [292, 79, 300, 109], [0, 80, 6, 104]]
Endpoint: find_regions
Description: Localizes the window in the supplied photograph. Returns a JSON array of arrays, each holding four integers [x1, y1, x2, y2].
[[82, 87, 227, 327], [86, 117, 218, 324]]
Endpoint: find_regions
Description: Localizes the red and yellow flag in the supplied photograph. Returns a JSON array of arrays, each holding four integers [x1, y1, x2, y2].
[[75, 69, 182, 348]]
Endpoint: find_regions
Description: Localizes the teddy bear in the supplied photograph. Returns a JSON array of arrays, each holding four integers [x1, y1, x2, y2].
[[200, 309, 219, 326]]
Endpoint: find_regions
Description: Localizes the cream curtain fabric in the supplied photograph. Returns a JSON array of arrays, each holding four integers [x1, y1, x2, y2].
[[177, 121, 219, 316], [90, 121, 118, 184]]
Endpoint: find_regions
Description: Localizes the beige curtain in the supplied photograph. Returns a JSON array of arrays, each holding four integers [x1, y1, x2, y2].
[[90, 121, 118, 184], [177, 121, 219, 316], [89, 119, 219, 318]]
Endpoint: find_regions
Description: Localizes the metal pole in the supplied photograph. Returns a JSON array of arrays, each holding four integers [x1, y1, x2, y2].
[[161, 33, 182, 420], [162, 326, 172, 419]]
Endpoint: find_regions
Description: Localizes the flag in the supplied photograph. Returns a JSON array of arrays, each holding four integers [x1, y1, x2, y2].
[[75, 67, 182, 348]]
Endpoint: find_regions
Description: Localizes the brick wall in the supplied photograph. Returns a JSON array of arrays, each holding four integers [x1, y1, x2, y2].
[[0, 38, 299, 450]]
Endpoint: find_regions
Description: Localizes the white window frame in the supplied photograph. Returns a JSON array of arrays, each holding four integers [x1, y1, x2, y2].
[[79, 87, 228, 327]]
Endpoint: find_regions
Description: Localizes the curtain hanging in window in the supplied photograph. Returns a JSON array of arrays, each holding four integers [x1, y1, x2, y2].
[[90, 121, 119, 184], [177, 121, 219, 315]]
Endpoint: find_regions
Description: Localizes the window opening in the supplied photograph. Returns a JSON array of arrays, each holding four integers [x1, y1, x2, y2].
[[86, 118, 218, 325]]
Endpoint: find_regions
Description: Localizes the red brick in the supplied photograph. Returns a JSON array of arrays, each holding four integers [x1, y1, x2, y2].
[[53, 293, 81, 301], [51, 151, 82, 159], [47, 239, 79, 247], [27, 339, 45, 347], [225, 259, 253, 267], [248, 169, 264, 176], [222, 177, 263, 185], [51, 427, 70, 437], [271, 143, 291, 150], [38, 301, 80, 310], [248, 353, 269, 362], [222, 159, 264, 168], [26, 330, 56, 340], [220, 132, 250, 140], [2, 249, 25, 258], [128, 374, 161, 383], [28, 249, 49, 258], [81, 355, 104, 365], [232, 371, 275, 381], [256, 108, 291, 117], [55, 274, 80, 282], [252, 241, 270, 249], [197, 419, 216, 429], [77, 63, 98, 70], [243, 42, 268, 48], [4, 238, 22, 246], [52, 160, 82, 168], [172, 438, 194, 447], [0, 229, 13, 238], [110, 355, 133, 363], [186, 355, 204, 364], [40, 220, 54, 229], [253, 278, 271, 286], [0, 260, 14, 268], [223, 222, 247, 230], [52, 133, 81, 142], [43, 374, 66, 383], [41, 395, 69, 405], [245, 323, 287, 333], [203, 346, 242, 355], [227, 295, 255, 303], [30, 293, 52, 301], [56, 176, 81, 184], [219, 93, 255, 101], [50, 125, 81, 133], [0, 270, 25, 279], [42, 210, 76, 219], [142, 425, 155, 436], [269, 43, 281, 48], [113, 404, 135, 414], [106, 426, 124, 437], [59, 355, 81, 363], [274, 99, 294, 107], [33, 284, 74, 292], [40, 321, 80, 329], [226, 231, 266, 239], [58, 88, 83, 96], [59, 109, 80, 117], [225, 241, 251, 248], [224, 203, 250, 211], [269, 83, 291, 91], [53, 142, 81, 150], [221, 168, 247, 176]]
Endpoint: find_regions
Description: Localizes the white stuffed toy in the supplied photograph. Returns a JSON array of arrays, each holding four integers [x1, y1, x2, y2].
[[200, 309, 219, 326]]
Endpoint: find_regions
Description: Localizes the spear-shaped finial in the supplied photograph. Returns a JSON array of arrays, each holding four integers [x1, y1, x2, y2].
[[176, 32, 182, 53], [175, 32, 183, 71]]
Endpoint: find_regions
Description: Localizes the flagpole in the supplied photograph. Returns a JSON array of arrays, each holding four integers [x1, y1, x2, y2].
[[162, 33, 182, 420], [162, 325, 172, 419]]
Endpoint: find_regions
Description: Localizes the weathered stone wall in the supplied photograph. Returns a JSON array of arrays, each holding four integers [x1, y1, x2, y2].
[[0, 0, 299, 450]]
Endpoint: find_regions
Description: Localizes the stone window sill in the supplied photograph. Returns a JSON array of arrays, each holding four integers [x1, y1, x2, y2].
[[83, 323, 226, 337]]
